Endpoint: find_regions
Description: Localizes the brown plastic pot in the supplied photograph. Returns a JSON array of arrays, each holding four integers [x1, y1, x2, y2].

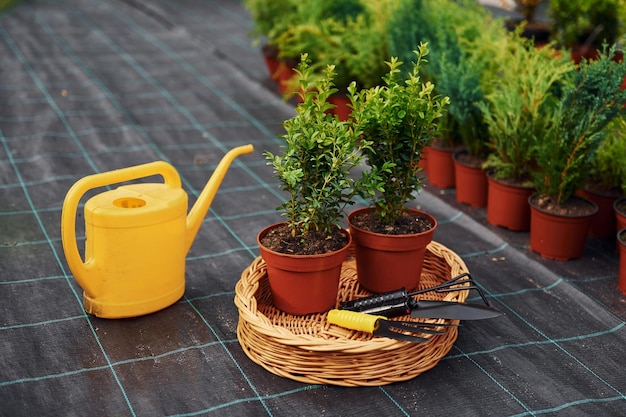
[[529, 195, 598, 261], [486, 173, 534, 231], [257, 223, 351, 315], [618, 229, 626, 295], [426, 146, 455, 189], [453, 150, 487, 208], [577, 188, 619, 238], [327, 94, 351, 122], [347, 207, 437, 293]]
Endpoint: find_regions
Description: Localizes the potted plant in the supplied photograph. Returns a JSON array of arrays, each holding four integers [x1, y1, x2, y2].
[[347, 43, 450, 293], [578, 119, 626, 238], [243, 0, 298, 81], [258, 55, 365, 315], [426, 2, 506, 206], [478, 32, 575, 230], [386, 0, 471, 189], [272, 0, 389, 117], [548, 0, 626, 62], [528, 46, 626, 260]]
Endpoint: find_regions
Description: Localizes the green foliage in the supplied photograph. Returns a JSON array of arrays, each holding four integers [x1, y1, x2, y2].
[[533, 46, 626, 205], [265, 55, 365, 236], [548, 0, 626, 49], [0, 0, 23, 14], [478, 33, 575, 183], [272, 0, 388, 90], [590, 119, 626, 193], [243, 0, 298, 45], [387, 0, 505, 153], [348, 43, 450, 224]]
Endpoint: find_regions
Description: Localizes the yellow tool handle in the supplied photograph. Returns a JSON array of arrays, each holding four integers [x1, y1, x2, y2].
[[327, 309, 386, 334]]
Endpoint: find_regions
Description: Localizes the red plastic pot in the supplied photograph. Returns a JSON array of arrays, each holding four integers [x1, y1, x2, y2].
[[486, 173, 534, 231], [453, 150, 487, 208], [529, 195, 598, 261], [327, 94, 351, 121], [426, 146, 455, 189], [347, 207, 437, 293], [577, 188, 619, 238], [257, 223, 351, 315]]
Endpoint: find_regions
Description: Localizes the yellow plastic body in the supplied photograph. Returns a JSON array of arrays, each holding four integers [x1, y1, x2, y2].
[[327, 309, 386, 334], [61, 145, 253, 318]]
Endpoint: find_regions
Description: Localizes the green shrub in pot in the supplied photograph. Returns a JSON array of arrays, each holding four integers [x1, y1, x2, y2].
[[531, 46, 626, 208], [346, 43, 450, 293], [478, 32, 575, 185], [259, 55, 368, 315], [528, 46, 626, 260]]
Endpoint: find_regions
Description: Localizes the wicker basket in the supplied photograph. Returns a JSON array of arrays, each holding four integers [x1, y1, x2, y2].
[[235, 241, 469, 386]]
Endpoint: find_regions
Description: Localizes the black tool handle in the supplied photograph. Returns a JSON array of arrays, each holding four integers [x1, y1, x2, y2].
[[339, 289, 410, 317]]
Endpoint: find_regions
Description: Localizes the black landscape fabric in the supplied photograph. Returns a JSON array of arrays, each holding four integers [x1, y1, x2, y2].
[[1, 1, 625, 416]]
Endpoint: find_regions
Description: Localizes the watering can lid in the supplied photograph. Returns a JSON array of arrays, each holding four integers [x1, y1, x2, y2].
[[84, 183, 187, 228]]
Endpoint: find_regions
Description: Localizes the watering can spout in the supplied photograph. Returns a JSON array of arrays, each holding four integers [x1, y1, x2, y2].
[[185, 144, 254, 252]]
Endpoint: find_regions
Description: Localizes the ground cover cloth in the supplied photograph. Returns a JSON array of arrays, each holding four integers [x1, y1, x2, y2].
[[1, 1, 625, 416]]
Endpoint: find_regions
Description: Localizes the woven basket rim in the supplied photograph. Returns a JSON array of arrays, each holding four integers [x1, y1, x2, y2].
[[235, 241, 469, 352], [235, 241, 470, 385]]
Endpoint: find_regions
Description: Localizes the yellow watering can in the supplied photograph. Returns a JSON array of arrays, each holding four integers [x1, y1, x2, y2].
[[61, 144, 254, 318]]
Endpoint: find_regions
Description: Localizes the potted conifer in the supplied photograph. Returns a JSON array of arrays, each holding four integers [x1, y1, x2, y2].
[[528, 46, 626, 260], [347, 43, 450, 293], [579, 119, 626, 238], [478, 32, 574, 231], [259, 55, 365, 315]]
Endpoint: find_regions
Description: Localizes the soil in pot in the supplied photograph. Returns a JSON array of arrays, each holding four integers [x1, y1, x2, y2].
[[529, 195, 598, 261], [348, 207, 437, 293], [258, 224, 350, 315], [453, 150, 487, 208], [260, 224, 348, 255]]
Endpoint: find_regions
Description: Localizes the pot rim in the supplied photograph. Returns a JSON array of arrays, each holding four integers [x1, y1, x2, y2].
[[347, 206, 437, 237], [485, 169, 535, 190], [528, 193, 599, 218], [257, 222, 352, 259], [614, 196, 626, 215]]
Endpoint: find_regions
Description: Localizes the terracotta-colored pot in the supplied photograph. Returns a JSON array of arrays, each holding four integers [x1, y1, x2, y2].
[[347, 207, 437, 293], [426, 146, 455, 189], [257, 223, 351, 315], [261, 44, 280, 80], [618, 229, 626, 295], [486, 173, 534, 231], [276, 61, 297, 94], [577, 188, 620, 238], [529, 195, 598, 261], [327, 94, 351, 121], [453, 150, 487, 208], [615, 197, 626, 234]]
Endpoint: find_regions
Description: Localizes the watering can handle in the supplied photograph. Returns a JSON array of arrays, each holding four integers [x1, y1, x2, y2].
[[61, 161, 181, 296]]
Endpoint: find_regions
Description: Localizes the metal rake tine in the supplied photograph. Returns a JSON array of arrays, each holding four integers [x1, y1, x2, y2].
[[411, 273, 491, 306]]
